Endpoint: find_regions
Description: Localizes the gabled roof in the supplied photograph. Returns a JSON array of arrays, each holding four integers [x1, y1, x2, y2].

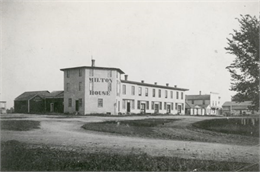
[[222, 101, 252, 107], [186, 95, 210, 100], [46, 91, 64, 98], [60, 66, 125, 74], [185, 101, 210, 109], [15, 91, 50, 101], [121, 80, 189, 91]]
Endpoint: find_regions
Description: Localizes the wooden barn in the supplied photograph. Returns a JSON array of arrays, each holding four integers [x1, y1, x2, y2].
[[14, 91, 50, 113]]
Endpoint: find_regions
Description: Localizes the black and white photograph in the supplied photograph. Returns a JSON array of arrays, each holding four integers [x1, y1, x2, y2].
[[1, 0, 259, 171]]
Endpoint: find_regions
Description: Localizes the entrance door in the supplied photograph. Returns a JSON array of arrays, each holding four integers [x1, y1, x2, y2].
[[141, 103, 146, 114], [75, 100, 79, 111], [50, 103, 54, 112], [154, 104, 159, 114], [178, 105, 182, 114], [127, 102, 131, 113], [167, 104, 171, 114]]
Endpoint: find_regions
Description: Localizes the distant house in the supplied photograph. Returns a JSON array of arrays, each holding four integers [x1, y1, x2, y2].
[[0, 101, 7, 114], [14, 90, 64, 114], [222, 101, 255, 115], [185, 92, 221, 115], [14, 91, 50, 113], [45, 91, 64, 113]]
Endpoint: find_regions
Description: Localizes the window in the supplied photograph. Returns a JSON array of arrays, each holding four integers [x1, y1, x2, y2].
[[159, 102, 162, 110], [181, 92, 183, 99], [164, 102, 166, 110], [122, 85, 126, 95], [176, 92, 179, 99], [131, 86, 135, 95], [79, 69, 82, 77], [98, 99, 103, 107], [165, 90, 168, 98], [192, 100, 194, 104], [153, 89, 155, 97], [117, 81, 120, 96], [132, 100, 135, 109], [138, 87, 142, 96], [145, 88, 148, 96], [171, 91, 173, 99], [89, 81, 94, 93], [137, 101, 140, 109], [66, 83, 70, 91], [159, 89, 161, 98], [108, 82, 112, 92], [79, 82, 82, 91], [171, 103, 174, 110], [203, 100, 205, 105], [67, 71, 69, 78], [108, 70, 112, 77], [182, 103, 184, 110], [68, 98, 72, 107], [89, 69, 94, 76], [152, 101, 154, 110], [122, 100, 126, 109], [79, 98, 82, 107], [146, 101, 149, 110], [175, 103, 177, 110]]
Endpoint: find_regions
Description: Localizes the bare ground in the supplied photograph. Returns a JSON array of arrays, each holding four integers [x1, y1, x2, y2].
[[1, 113, 259, 164]]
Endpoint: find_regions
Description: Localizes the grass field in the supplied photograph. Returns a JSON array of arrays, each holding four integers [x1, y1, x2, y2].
[[1, 140, 258, 171], [0, 120, 40, 131], [192, 118, 259, 137]]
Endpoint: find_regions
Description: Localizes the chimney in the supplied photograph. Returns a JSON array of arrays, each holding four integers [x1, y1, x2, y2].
[[174, 85, 177, 88], [166, 83, 169, 87], [124, 75, 128, 81], [154, 82, 157, 85], [91, 59, 95, 67], [141, 80, 144, 83], [199, 91, 201, 95]]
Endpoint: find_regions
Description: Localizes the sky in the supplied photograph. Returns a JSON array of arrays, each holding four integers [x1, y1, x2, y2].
[[1, 0, 259, 108]]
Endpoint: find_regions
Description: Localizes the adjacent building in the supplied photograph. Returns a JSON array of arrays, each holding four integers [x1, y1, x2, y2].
[[185, 92, 221, 115], [222, 101, 254, 115], [14, 91, 64, 113], [60, 60, 189, 115]]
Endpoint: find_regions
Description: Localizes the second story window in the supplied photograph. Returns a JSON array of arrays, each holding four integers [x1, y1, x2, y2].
[[79, 82, 82, 91], [139, 87, 142, 96], [165, 90, 168, 98], [159, 89, 161, 98], [153, 89, 155, 97], [171, 91, 173, 98], [176, 92, 179, 99], [122, 85, 126, 95], [66, 83, 70, 91], [131, 86, 135, 95], [66, 71, 69, 78], [145, 88, 148, 96], [181, 92, 183, 99], [79, 69, 82, 77]]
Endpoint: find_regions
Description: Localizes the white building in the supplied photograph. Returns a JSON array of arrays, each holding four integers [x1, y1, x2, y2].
[[60, 60, 189, 115], [185, 92, 221, 115]]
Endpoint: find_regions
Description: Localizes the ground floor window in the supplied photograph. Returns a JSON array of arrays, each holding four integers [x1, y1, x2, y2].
[[68, 98, 72, 107], [146, 101, 149, 110], [159, 102, 162, 110], [171, 102, 174, 110], [137, 101, 140, 109], [98, 99, 103, 107]]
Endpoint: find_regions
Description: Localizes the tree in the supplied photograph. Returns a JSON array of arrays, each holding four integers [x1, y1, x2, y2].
[[225, 14, 259, 110]]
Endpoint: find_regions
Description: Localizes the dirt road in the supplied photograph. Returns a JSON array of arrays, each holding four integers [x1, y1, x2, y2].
[[1, 114, 259, 164]]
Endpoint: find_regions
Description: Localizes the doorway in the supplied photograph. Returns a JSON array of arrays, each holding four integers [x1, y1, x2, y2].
[[75, 100, 79, 111], [50, 103, 54, 112], [167, 104, 171, 114], [127, 102, 131, 113], [154, 104, 159, 114], [141, 103, 146, 114], [178, 105, 182, 114]]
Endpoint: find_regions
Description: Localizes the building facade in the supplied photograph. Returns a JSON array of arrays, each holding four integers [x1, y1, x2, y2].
[[60, 60, 189, 115], [185, 92, 221, 115]]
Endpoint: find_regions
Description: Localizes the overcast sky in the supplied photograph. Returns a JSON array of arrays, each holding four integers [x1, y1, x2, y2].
[[1, 0, 259, 108]]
